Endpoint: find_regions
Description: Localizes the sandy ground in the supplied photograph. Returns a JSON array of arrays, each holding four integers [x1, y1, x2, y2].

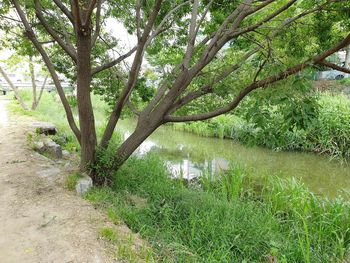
[[0, 97, 117, 263]]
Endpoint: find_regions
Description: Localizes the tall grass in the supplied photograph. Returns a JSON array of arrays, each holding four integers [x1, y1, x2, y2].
[[86, 153, 350, 262]]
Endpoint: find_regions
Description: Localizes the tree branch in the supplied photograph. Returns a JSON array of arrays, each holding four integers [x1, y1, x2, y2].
[[83, 0, 97, 26], [91, 46, 137, 75], [34, 0, 77, 63], [53, 0, 74, 24], [100, 0, 164, 148], [165, 32, 350, 122], [12, 0, 81, 142], [318, 60, 350, 74], [183, 0, 199, 69], [0, 66, 28, 110], [92, 0, 103, 47]]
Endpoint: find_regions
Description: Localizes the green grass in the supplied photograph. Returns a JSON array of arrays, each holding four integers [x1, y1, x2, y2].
[[99, 227, 155, 262], [65, 172, 82, 190], [86, 154, 350, 262]]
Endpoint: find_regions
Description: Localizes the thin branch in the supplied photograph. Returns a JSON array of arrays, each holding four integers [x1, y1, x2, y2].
[[100, 0, 163, 148], [145, 1, 191, 47], [71, 0, 82, 29], [169, 49, 257, 113], [91, 46, 137, 75], [136, 0, 141, 40]]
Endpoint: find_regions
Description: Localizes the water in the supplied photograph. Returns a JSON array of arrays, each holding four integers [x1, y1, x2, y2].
[[120, 120, 350, 198]]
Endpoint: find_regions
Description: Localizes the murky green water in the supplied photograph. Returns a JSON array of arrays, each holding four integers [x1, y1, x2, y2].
[[119, 120, 350, 198]]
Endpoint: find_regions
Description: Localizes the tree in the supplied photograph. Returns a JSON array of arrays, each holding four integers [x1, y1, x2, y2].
[[4, 0, 350, 185], [0, 65, 28, 110], [0, 17, 49, 111]]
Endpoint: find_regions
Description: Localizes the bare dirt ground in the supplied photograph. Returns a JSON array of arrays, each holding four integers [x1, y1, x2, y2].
[[0, 97, 120, 263]]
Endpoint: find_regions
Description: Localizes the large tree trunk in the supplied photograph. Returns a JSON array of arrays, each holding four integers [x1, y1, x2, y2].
[[76, 30, 97, 172], [91, 116, 162, 185]]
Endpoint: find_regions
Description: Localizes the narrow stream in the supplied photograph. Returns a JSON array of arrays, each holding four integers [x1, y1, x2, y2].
[[119, 120, 350, 198]]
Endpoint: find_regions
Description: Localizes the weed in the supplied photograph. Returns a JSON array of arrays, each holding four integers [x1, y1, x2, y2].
[[65, 172, 82, 190]]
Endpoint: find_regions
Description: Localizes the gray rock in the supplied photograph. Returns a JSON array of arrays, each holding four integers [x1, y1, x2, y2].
[[62, 150, 70, 158], [75, 175, 93, 195], [42, 138, 63, 159], [33, 141, 45, 151], [32, 122, 57, 135], [36, 167, 61, 178]]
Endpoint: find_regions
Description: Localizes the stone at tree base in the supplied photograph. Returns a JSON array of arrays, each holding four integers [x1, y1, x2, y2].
[[32, 122, 57, 135], [75, 175, 93, 195]]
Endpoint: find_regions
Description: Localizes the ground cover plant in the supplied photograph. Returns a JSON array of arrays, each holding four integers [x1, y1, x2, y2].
[[86, 154, 350, 262]]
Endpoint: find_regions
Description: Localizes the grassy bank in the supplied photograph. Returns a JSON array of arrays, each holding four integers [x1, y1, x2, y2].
[[7, 89, 350, 261], [173, 92, 350, 160], [87, 154, 350, 262]]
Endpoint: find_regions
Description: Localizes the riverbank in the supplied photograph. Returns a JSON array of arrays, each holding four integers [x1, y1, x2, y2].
[[7, 91, 350, 262], [87, 153, 350, 262], [172, 91, 350, 161]]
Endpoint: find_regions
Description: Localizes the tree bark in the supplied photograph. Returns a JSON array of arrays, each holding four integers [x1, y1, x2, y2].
[[76, 29, 97, 172], [91, 114, 162, 185]]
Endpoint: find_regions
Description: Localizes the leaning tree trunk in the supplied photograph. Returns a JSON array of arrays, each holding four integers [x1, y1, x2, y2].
[[115, 119, 161, 165], [29, 56, 38, 110], [0, 66, 28, 110], [76, 29, 97, 174], [33, 75, 48, 110]]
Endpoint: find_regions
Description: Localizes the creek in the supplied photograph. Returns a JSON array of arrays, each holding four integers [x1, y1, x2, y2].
[[119, 120, 350, 198]]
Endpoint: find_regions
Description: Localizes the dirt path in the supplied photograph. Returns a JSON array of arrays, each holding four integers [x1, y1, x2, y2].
[[0, 97, 116, 263]]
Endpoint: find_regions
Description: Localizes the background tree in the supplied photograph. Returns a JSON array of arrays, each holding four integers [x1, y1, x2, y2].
[[0, 18, 49, 111], [3, 0, 350, 185]]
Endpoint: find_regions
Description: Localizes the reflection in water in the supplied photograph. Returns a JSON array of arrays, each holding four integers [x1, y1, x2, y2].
[[124, 131, 230, 181], [121, 120, 350, 198], [0, 98, 9, 126], [166, 158, 230, 182]]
